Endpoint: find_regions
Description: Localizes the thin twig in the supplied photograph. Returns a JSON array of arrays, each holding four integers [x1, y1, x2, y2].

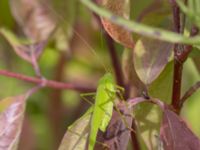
[[0, 69, 96, 92], [180, 81, 200, 107]]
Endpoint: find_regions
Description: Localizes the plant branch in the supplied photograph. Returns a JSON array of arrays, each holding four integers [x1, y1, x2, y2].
[[180, 81, 200, 106], [170, 1, 197, 113], [131, 121, 140, 150], [171, 47, 183, 112], [170, 0, 184, 113], [0, 69, 96, 92]]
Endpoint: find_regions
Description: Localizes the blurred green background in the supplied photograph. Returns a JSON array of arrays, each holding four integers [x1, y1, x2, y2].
[[0, 0, 200, 150]]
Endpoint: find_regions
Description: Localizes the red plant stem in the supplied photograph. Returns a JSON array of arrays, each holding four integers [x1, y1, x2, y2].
[[172, 53, 183, 110], [0, 69, 96, 92], [170, 1, 196, 113], [131, 121, 140, 150], [170, 0, 183, 112]]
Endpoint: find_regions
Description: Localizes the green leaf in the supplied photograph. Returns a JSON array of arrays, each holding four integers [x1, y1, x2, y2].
[[134, 37, 173, 85], [0, 95, 27, 150], [182, 58, 200, 95], [134, 103, 162, 150], [182, 91, 200, 137], [149, 61, 174, 103], [58, 108, 92, 150], [181, 59, 200, 138], [80, 0, 200, 44]]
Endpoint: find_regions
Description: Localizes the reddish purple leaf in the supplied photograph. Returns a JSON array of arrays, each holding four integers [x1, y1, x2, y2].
[[14, 41, 46, 63], [0, 95, 26, 150], [128, 97, 147, 108], [160, 109, 200, 150]]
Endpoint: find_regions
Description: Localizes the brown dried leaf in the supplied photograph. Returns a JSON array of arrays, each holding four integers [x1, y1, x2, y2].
[[0, 95, 26, 150], [10, 0, 56, 42], [100, 0, 134, 49], [160, 109, 200, 150]]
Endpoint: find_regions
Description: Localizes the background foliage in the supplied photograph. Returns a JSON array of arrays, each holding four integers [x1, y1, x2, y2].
[[0, 0, 200, 150]]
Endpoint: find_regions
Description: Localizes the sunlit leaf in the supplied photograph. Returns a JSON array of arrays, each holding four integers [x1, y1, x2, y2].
[[58, 108, 92, 150], [149, 61, 174, 103], [192, 56, 200, 74], [0, 28, 45, 63], [100, 0, 134, 48], [0, 95, 26, 150], [182, 91, 200, 137], [181, 59, 200, 136], [160, 108, 200, 150], [182, 58, 200, 95], [10, 0, 56, 42], [134, 37, 173, 85], [134, 102, 162, 150]]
